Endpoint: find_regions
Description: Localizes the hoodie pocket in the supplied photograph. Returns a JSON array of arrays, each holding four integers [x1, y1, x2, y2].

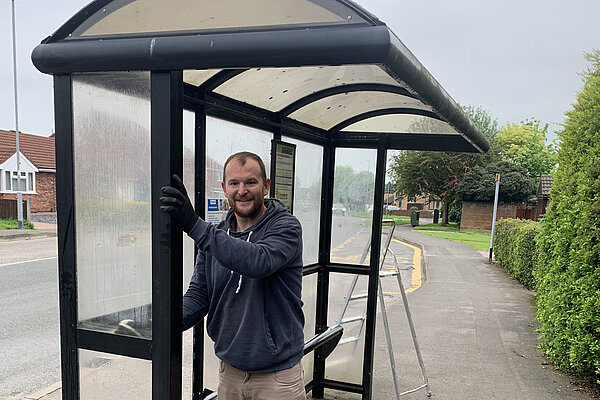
[[263, 316, 279, 353]]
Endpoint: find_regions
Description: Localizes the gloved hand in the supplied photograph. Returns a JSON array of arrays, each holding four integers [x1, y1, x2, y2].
[[160, 174, 199, 234]]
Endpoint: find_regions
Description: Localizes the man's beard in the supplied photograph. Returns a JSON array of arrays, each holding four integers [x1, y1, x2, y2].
[[231, 196, 263, 220]]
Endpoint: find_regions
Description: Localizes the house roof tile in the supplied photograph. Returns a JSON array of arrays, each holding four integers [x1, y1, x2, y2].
[[0, 129, 55, 170]]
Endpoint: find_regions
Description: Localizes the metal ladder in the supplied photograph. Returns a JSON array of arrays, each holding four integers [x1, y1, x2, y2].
[[336, 219, 431, 398]]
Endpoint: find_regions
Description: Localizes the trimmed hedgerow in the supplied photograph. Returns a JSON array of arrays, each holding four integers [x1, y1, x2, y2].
[[534, 50, 600, 385], [493, 218, 539, 289]]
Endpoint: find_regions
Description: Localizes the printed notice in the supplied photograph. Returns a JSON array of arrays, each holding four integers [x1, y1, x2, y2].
[[206, 198, 229, 224], [273, 141, 296, 212]]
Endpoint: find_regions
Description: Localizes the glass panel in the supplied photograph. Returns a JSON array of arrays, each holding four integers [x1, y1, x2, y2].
[[214, 65, 402, 112], [79, 349, 151, 399], [183, 69, 222, 87], [73, 72, 152, 338], [301, 272, 318, 384], [78, 0, 354, 37], [28, 173, 34, 191], [204, 117, 272, 224], [289, 92, 431, 131], [182, 328, 195, 400], [283, 136, 322, 265], [342, 114, 459, 134], [182, 110, 196, 400], [182, 110, 196, 291], [199, 117, 273, 391], [5, 171, 11, 190], [326, 271, 366, 384], [330, 148, 376, 266]]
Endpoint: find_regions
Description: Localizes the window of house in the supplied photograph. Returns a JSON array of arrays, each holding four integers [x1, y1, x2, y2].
[[3, 170, 36, 193]]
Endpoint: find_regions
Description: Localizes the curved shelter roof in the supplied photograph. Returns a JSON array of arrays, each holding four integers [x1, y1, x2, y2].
[[32, 0, 489, 153]]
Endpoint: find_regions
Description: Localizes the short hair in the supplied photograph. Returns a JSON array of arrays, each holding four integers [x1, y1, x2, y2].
[[223, 151, 267, 183]]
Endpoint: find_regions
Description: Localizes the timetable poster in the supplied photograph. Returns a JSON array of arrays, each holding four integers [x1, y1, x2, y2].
[[273, 141, 296, 213]]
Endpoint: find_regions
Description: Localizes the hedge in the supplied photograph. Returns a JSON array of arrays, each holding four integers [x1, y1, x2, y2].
[[493, 218, 539, 289], [534, 50, 600, 385]]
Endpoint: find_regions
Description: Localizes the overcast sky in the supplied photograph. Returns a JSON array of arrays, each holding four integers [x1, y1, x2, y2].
[[1, 0, 599, 143]]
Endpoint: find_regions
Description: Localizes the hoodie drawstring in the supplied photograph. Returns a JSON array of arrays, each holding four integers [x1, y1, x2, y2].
[[227, 229, 253, 294]]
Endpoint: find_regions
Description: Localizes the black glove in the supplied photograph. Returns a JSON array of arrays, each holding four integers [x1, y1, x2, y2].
[[160, 174, 199, 234]]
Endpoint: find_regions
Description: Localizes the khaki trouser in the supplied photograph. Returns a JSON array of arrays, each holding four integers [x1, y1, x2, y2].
[[218, 360, 306, 400]]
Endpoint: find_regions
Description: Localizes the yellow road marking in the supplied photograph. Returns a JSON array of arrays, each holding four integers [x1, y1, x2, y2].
[[329, 234, 423, 293], [393, 239, 422, 292]]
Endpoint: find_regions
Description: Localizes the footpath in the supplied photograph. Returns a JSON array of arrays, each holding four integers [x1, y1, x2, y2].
[[361, 224, 595, 400], [2, 222, 596, 399]]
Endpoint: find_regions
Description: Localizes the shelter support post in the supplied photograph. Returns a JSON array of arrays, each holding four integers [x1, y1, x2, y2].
[[312, 140, 336, 398], [192, 100, 207, 400], [151, 70, 184, 400], [54, 73, 79, 400], [361, 141, 387, 399]]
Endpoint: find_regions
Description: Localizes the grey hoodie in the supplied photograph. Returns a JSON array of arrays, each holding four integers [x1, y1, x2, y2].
[[183, 198, 304, 372]]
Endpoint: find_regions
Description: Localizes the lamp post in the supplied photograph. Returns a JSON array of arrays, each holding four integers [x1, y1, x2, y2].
[[489, 173, 500, 262], [10, 0, 24, 229]]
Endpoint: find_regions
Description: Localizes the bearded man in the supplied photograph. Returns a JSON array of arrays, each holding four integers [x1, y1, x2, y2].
[[160, 151, 305, 400]]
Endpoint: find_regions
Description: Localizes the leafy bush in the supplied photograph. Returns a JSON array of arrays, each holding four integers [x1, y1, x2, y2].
[[534, 50, 600, 385], [493, 218, 539, 289]]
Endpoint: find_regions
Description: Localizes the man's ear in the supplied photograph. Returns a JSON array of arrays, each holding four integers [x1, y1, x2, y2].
[[221, 181, 226, 195], [264, 178, 271, 196]]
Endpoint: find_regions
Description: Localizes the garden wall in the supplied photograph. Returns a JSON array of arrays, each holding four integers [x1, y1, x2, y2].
[[460, 201, 519, 230]]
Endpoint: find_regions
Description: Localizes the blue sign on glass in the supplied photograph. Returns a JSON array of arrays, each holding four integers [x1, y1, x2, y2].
[[207, 199, 219, 211]]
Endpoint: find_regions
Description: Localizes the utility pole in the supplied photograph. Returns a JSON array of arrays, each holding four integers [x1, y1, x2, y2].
[[489, 173, 500, 262], [11, 0, 23, 229]]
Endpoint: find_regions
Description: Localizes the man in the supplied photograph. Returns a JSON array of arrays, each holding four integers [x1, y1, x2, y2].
[[160, 151, 305, 400]]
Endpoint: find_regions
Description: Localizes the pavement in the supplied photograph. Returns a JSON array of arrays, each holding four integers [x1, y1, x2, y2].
[[1, 221, 596, 399], [364, 224, 595, 400]]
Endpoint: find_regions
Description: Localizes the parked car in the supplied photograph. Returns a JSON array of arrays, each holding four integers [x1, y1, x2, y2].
[[332, 203, 347, 216]]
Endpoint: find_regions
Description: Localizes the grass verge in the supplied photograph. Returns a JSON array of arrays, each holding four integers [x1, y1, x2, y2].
[[413, 223, 491, 251], [0, 218, 35, 230], [350, 213, 411, 226]]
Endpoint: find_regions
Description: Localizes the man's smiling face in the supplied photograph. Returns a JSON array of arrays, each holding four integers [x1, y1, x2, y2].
[[222, 158, 270, 228]]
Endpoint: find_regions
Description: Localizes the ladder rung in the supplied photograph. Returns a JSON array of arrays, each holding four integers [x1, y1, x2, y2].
[[339, 336, 360, 344], [348, 293, 368, 300], [379, 270, 400, 277], [340, 315, 366, 324]]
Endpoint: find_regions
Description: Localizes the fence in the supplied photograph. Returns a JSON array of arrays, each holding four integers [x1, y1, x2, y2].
[[0, 198, 30, 220]]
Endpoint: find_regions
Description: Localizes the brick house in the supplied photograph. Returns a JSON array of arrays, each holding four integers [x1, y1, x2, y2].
[[0, 129, 56, 213], [530, 174, 553, 221]]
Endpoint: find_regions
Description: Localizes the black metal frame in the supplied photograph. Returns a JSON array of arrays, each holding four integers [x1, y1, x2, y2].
[[42, 2, 489, 398], [180, 85, 391, 399], [51, 76, 444, 400], [150, 70, 184, 400], [54, 73, 78, 400]]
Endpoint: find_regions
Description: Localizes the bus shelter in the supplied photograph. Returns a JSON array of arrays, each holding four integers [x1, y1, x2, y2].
[[32, 1, 488, 399]]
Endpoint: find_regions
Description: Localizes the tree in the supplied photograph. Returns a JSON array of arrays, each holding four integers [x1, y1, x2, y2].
[[496, 119, 556, 178], [333, 165, 375, 211], [461, 105, 502, 165], [456, 161, 536, 203], [534, 50, 600, 384], [389, 106, 500, 224]]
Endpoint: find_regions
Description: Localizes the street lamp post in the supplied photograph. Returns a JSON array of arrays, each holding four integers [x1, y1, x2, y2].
[[11, 0, 24, 229], [489, 173, 501, 262]]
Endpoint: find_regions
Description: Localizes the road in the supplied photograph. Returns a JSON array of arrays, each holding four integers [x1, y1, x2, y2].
[[0, 237, 60, 399], [0, 220, 421, 399]]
